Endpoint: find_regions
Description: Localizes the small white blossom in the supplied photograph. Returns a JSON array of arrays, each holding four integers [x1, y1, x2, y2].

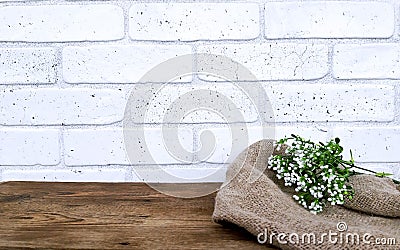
[[267, 135, 354, 214]]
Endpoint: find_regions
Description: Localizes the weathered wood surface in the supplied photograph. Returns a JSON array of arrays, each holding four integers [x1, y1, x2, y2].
[[0, 182, 276, 249]]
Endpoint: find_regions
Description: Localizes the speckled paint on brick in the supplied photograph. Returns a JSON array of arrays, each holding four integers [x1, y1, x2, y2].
[[0, 0, 398, 182]]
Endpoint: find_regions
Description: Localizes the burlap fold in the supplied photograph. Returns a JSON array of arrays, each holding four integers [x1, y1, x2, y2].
[[213, 139, 400, 249]]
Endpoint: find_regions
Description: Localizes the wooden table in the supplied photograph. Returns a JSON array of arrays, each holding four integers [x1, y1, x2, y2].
[[0, 182, 275, 249]]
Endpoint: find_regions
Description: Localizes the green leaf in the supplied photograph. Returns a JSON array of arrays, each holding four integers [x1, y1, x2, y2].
[[375, 172, 393, 178], [349, 149, 354, 164], [269, 134, 368, 214]]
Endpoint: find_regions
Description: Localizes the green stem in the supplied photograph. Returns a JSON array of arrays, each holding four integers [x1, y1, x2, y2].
[[350, 165, 377, 174], [340, 160, 377, 174], [340, 160, 399, 184]]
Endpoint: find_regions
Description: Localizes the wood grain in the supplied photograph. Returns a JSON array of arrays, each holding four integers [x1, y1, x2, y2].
[[0, 182, 276, 249]]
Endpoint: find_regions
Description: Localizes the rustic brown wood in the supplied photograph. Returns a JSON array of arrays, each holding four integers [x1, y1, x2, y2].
[[0, 182, 276, 249]]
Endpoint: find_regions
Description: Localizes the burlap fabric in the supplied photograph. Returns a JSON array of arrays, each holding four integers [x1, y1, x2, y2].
[[213, 139, 400, 249]]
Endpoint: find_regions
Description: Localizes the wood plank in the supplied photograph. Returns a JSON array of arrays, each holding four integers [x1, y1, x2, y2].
[[0, 182, 276, 249]]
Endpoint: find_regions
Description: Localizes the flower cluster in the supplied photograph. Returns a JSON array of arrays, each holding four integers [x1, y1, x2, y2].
[[267, 135, 354, 214]]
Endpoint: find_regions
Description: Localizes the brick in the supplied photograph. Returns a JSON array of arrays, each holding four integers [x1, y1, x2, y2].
[[132, 166, 227, 183], [64, 127, 194, 166], [265, 84, 395, 122], [197, 43, 328, 81], [0, 88, 126, 125], [0, 129, 59, 165], [124, 127, 195, 165], [0, 5, 124, 42], [63, 45, 193, 83], [128, 82, 258, 124], [0, 48, 56, 84], [197, 126, 329, 163], [332, 127, 400, 162], [64, 128, 129, 166], [2, 168, 127, 182], [196, 126, 264, 164], [265, 2, 394, 38], [129, 3, 259, 41], [333, 44, 400, 79]]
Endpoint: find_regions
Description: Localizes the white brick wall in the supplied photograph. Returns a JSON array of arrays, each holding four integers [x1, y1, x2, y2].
[[63, 45, 193, 83], [64, 128, 130, 166], [129, 3, 260, 41], [265, 2, 394, 38], [333, 43, 400, 79], [0, 5, 124, 42], [0, 128, 59, 165], [0, 0, 399, 182], [265, 84, 395, 122], [0, 48, 57, 84], [198, 43, 329, 80], [332, 127, 400, 162], [0, 88, 126, 125], [63, 127, 194, 166]]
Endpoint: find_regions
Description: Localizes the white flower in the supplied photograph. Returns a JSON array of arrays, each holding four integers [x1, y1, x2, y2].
[[268, 135, 354, 214]]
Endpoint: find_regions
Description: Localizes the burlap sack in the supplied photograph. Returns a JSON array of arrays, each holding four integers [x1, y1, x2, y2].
[[343, 174, 400, 218], [213, 139, 400, 249]]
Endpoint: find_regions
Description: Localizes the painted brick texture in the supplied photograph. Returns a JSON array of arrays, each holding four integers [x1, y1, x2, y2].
[[0, 0, 398, 182]]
